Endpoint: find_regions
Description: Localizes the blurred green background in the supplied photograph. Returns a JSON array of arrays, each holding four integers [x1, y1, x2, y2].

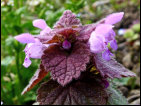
[[1, 0, 140, 105]]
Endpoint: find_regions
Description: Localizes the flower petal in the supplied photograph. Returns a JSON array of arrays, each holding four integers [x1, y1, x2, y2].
[[33, 19, 48, 30], [102, 80, 109, 88], [102, 49, 113, 61], [110, 40, 118, 50], [14, 33, 35, 44], [105, 29, 116, 42], [105, 12, 124, 25], [95, 24, 113, 36], [23, 56, 31, 68], [40, 27, 52, 36], [89, 32, 105, 53], [25, 40, 45, 59]]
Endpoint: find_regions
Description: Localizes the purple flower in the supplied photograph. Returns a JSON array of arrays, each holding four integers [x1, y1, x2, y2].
[[62, 40, 71, 50], [101, 79, 110, 88], [23, 39, 48, 68], [14, 10, 135, 95], [14, 33, 35, 44], [14, 19, 51, 68], [105, 12, 124, 25], [33, 19, 51, 36], [89, 12, 124, 60], [102, 49, 114, 61], [15, 34, 47, 68]]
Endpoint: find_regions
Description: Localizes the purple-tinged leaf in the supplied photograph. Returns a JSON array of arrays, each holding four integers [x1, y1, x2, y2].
[[34, 32, 54, 43], [21, 64, 48, 95], [93, 53, 136, 79], [40, 28, 79, 44], [37, 71, 108, 105], [54, 10, 82, 28], [77, 19, 105, 42], [41, 42, 90, 86]]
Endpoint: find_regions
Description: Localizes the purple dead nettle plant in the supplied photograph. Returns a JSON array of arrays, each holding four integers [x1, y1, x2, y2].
[[15, 10, 136, 105]]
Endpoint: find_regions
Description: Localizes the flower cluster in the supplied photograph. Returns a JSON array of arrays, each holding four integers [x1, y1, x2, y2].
[[89, 12, 124, 60], [14, 19, 52, 68], [14, 10, 135, 96]]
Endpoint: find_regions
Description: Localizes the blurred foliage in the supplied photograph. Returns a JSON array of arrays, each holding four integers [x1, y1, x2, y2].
[[1, 0, 140, 105], [113, 77, 137, 90], [110, 0, 140, 10], [124, 23, 140, 42]]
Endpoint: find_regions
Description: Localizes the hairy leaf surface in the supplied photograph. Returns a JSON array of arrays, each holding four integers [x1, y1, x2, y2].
[[93, 53, 136, 79], [54, 10, 82, 28], [106, 83, 128, 105], [77, 19, 105, 42], [42, 42, 90, 86], [37, 72, 108, 105], [21, 64, 48, 95]]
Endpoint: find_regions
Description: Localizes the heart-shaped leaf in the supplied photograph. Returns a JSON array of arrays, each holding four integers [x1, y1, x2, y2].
[[41, 42, 90, 86], [37, 72, 108, 105]]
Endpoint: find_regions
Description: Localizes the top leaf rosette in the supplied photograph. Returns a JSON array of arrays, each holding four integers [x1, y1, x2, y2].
[[14, 10, 136, 95]]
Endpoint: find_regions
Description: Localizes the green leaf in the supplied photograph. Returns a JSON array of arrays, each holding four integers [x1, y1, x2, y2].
[[15, 7, 26, 15], [106, 84, 128, 105], [113, 77, 130, 86]]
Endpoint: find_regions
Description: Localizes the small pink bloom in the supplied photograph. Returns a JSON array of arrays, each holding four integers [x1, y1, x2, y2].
[[110, 39, 118, 50], [89, 21, 121, 60], [33, 19, 51, 35], [102, 49, 114, 61], [15, 33, 48, 68], [62, 40, 71, 50], [89, 24, 113, 54], [105, 12, 124, 25], [14, 33, 35, 44], [102, 79, 109, 88], [89, 32, 105, 53], [24, 39, 45, 59], [23, 56, 31, 68]]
